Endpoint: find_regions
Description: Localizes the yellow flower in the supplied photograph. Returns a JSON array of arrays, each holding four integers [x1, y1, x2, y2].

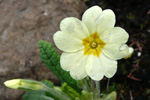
[[53, 6, 129, 80]]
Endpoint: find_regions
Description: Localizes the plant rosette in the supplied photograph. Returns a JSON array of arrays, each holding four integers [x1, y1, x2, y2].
[[4, 6, 133, 100]]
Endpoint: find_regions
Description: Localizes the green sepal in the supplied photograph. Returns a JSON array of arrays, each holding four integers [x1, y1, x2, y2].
[[38, 40, 78, 88], [62, 83, 80, 100]]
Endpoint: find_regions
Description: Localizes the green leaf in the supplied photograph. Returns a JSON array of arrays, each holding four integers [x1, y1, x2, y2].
[[75, 91, 117, 100], [77, 78, 91, 92], [75, 91, 93, 100], [23, 79, 71, 100], [62, 83, 80, 100], [38, 40, 78, 88], [100, 91, 117, 100], [23, 87, 70, 100], [23, 91, 55, 100], [41, 80, 70, 100], [41, 80, 54, 88]]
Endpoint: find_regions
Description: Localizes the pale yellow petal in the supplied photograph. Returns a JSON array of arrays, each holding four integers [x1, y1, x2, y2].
[[60, 50, 88, 80], [60, 17, 89, 39], [86, 55, 104, 81], [53, 31, 84, 52], [4, 79, 21, 89], [101, 27, 129, 43], [82, 6, 102, 34], [97, 9, 115, 35], [99, 53, 117, 78], [102, 44, 129, 60]]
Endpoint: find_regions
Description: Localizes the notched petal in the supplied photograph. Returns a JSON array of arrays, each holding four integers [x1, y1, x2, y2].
[[97, 9, 116, 35], [60, 17, 89, 39], [82, 6, 102, 34]]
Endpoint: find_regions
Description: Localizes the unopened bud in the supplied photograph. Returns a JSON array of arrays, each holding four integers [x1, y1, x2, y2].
[[124, 47, 134, 59], [4, 79, 46, 91]]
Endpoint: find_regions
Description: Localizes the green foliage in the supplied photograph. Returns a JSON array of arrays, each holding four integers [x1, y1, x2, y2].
[[100, 91, 117, 100], [62, 83, 80, 100], [75, 90, 117, 100], [38, 40, 77, 86], [23, 80, 70, 100], [75, 91, 93, 100], [22, 80, 55, 100], [77, 78, 91, 92], [41, 80, 54, 88], [23, 91, 54, 100]]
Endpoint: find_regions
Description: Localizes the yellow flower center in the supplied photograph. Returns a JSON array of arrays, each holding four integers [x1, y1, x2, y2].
[[82, 32, 106, 57], [90, 41, 97, 49]]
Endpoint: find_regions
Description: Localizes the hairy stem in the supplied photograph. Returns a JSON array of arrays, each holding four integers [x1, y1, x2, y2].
[[91, 79, 95, 99], [106, 78, 110, 93], [44, 86, 71, 100], [95, 81, 100, 99]]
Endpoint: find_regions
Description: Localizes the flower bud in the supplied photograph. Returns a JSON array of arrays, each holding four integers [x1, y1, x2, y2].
[[4, 79, 46, 91], [124, 47, 134, 59]]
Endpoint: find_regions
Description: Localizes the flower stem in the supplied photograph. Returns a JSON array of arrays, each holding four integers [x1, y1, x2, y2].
[[95, 81, 100, 99], [85, 77, 91, 92], [106, 78, 110, 93], [91, 79, 95, 99], [90, 79, 101, 100], [44, 86, 70, 100]]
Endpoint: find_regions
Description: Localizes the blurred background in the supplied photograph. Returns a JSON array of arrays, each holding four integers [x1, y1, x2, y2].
[[0, 0, 150, 100]]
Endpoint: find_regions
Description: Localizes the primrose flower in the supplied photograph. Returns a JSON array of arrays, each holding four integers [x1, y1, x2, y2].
[[54, 6, 129, 80]]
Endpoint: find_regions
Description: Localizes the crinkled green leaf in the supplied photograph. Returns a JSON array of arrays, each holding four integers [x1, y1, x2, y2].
[[41, 80, 54, 88], [23, 91, 56, 100], [23, 79, 71, 100], [75, 91, 117, 100], [38, 40, 79, 89], [62, 83, 80, 100], [75, 91, 93, 100], [41, 81, 71, 100], [23, 87, 70, 100], [100, 91, 117, 100]]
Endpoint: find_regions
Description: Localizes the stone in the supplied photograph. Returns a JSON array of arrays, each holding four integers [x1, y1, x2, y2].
[[0, 0, 87, 99]]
